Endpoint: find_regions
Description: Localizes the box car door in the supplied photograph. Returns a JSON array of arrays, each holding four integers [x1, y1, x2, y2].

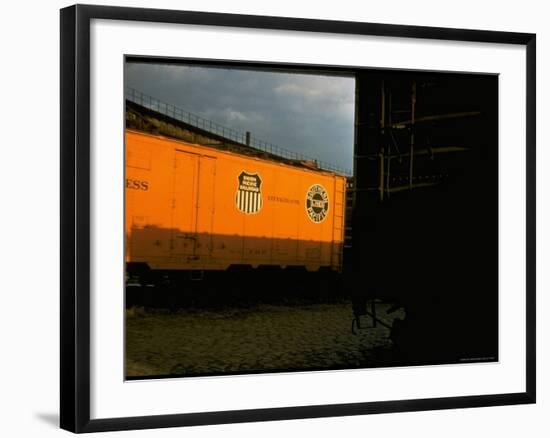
[[171, 150, 216, 261], [172, 151, 199, 257], [194, 156, 216, 258]]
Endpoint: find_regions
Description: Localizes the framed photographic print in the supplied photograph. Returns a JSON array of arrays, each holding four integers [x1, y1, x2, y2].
[[60, 4, 536, 433]]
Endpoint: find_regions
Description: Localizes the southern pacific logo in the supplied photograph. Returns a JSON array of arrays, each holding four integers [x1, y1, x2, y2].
[[236, 171, 263, 214], [306, 184, 329, 223]]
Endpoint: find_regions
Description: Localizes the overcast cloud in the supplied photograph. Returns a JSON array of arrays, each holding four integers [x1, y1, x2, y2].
[[125, 63, 355, 173]]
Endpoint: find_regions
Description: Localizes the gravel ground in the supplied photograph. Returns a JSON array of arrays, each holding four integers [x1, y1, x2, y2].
[[125, 301, 404, 378]]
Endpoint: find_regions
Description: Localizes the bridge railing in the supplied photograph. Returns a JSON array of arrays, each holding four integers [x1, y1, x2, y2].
[[125, 87, 352, 176]]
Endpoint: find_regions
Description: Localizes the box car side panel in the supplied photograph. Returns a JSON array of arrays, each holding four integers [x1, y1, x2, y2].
[[125, 132, 177, 267], [330, 175, 346, 271], [207, 153, 342, 270]]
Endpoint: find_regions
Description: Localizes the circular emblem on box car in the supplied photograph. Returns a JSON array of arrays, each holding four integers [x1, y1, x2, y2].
[[236, 171, 263, 214], [306, 184, 329, 223]]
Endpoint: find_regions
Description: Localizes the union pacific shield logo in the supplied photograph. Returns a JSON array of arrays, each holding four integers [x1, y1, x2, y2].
[[306, 184, 329, 223], [236, 171, 263, 214]]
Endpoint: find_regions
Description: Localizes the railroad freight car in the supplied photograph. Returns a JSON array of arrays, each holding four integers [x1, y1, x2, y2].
[[125, 130, 346, 277]]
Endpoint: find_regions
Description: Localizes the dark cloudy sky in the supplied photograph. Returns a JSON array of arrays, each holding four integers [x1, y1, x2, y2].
[[125, 62, 355, 173]]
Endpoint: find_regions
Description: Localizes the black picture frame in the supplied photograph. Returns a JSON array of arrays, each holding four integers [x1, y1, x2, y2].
[[60, 4, 536, 433]]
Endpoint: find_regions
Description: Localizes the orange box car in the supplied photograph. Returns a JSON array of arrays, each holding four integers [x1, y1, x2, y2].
[[125, 130, 346, 272]]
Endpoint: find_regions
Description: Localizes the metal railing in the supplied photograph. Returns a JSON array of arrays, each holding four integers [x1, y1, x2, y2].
[[125, 87, 352, 176]]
